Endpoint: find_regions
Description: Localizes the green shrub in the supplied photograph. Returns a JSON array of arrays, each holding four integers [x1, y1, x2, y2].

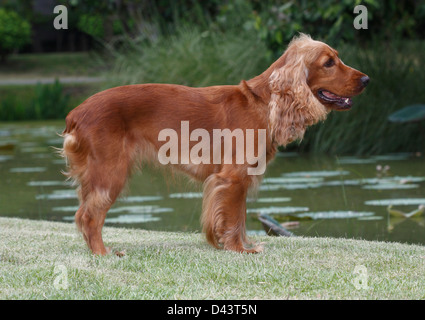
[[77, 14, 104, 39], [0, 8, 31, 61], [32, 80, 71, 120], [0, 81, 70, 121], [215, 0, 425, 56], [0, 94, 25, 121]]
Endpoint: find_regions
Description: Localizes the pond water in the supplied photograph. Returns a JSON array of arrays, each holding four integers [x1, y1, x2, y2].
[[1, 121, 425, 245]]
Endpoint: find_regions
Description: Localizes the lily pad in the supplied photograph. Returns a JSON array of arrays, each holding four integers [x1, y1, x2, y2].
[[371, 153, 412, 161], [36, 189, 77, 200], [283, 170, 350, 178], [46, 138, 64, 145], [365, 198, 425, 206], [357, 216, 384, 221], [27, 181, 70, 187], [52, 159, 66, 165], [247, 206, 309, 215], [10, 167, 47, 173], [169, 192, 203, 199], [322, 180, 363, 187], [256, 197, 292, 203], [0, 130, 10, 137], [0, 155, 13, 162], [388, 104, 425, 123], [295, 211, 375, 220], [259, 183, 322, 191], [105, 214, 161, 224], [337, 157, 377, 164], [109, 205, 173, 214], [246, 230, 267, 236], [53, 206, 79, 212], [362, 184, 419, 190], [20, 146, 50, 153], [324, 176, 425, 189], [263, 177, 323, 184], [391, 176, 425, 183], [32, 154, 53, 159], [62, 211, 164, 223], [119, 196, 163, 203]]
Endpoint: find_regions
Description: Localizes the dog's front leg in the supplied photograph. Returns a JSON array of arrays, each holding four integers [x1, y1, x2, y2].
[[201, 169, 263, 253]]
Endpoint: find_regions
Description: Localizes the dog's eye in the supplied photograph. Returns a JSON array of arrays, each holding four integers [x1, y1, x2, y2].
[[324, 58, 335, 68]]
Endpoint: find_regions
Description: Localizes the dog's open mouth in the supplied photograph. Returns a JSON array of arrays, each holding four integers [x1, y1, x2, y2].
[[318, 90, 352, 110]]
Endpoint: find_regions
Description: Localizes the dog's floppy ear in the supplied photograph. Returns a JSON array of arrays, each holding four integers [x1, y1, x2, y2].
[[268, 43, 327, 147]]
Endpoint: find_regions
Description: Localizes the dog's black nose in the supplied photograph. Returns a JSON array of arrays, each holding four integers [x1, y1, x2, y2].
[[360, 76, 369, 87]]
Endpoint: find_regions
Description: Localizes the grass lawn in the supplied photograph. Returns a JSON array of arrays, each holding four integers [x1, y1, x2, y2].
[[0, 217, 424, 299]]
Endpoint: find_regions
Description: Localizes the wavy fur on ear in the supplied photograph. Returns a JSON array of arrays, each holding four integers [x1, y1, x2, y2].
[[268, 34, 328, 146]]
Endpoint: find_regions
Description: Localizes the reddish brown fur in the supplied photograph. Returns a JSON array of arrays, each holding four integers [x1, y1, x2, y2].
[[62, 34, 368, 255]]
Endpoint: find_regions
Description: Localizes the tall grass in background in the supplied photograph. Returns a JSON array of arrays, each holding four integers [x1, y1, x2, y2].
[[107, 27, 269, 87], [105, 29, 425, 155]]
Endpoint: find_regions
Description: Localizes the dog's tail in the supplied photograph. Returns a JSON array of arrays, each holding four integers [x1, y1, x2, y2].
[[60, 114, 89, 188]]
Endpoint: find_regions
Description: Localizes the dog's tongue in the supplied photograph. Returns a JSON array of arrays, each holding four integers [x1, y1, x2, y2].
[[322, 90, 352, 107], [322, 91, 340, 99]]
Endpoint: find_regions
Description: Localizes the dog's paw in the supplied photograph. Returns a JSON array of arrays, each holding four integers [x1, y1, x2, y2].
[[114, 250, 126, 257], [247, 242, 265, 254], [225, 242, 265, 254]]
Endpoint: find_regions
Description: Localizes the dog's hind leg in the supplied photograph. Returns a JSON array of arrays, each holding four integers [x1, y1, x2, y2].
[[62, 122, 136, 255], [75, 190, 113, 255], [74, 152, 132, 255], [66, 138, 131, 255]]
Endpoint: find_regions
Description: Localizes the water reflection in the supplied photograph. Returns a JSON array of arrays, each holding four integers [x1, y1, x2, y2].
[[0, 121, 424, 245]]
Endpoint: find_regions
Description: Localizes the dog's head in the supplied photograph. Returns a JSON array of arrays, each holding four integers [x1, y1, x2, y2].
[[305, 40, 369, 111], [267, 34, 368, 146], [279, 34, 369, 111]]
